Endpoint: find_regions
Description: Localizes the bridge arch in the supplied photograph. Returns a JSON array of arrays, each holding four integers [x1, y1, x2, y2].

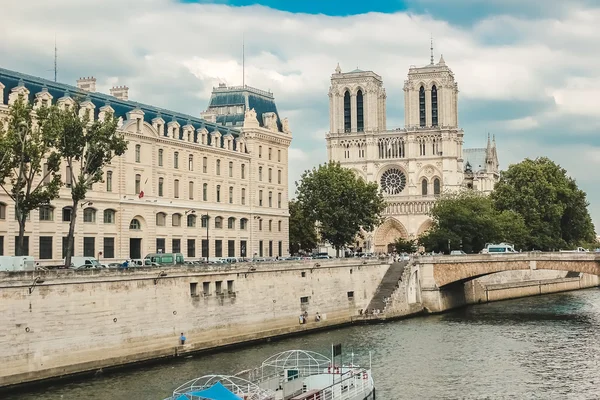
[[431, 254, 600, 288], [374, 218, 408, 253]]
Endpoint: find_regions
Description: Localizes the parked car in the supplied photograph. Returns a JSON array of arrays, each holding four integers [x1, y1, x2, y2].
[[450, 250, 466, 255]]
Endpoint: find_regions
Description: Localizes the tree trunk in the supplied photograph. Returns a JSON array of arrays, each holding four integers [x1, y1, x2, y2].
[[15, 213, 26, 256], [64, 198, 79, 267]]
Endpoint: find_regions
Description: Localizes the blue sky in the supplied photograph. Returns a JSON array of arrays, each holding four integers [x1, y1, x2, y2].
[[2, 0, 600, 230]]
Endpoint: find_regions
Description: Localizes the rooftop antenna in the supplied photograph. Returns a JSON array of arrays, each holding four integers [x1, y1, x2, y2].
[[54, 34, 58, 82], [242, 34, 245, 88], [430, 35, 434, 65]]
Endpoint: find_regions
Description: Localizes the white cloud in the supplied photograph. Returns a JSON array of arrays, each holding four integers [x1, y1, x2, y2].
[[288, 147, 309, 161], [505, 116, 539, 131]]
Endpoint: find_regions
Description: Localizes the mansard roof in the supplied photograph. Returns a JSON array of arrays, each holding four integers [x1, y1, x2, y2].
[[463, 148, 487, 172], [0, 67, 239, 139], [207, 84, 283, 132]]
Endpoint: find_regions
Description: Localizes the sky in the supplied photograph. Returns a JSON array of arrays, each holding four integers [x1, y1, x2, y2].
[[1, 0, 600, 229]]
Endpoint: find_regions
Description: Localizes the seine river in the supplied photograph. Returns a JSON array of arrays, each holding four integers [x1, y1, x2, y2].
[[6, 289, 600, 400]]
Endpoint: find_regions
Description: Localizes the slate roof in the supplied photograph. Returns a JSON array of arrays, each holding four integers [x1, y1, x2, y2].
[[463, 148, 488, 172], [0, 67, 240, 148], [207, 85, 283, 132]]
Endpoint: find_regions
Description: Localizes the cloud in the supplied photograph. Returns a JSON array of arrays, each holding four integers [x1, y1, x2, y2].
[[1, 0, 600, 228]]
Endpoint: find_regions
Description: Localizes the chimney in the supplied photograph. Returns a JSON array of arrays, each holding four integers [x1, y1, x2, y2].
[[76, 76, 96, 92], [110, 85, 129, 101]]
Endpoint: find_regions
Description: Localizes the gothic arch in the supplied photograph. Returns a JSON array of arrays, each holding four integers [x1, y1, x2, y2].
[[416, 164, 442, 180], [417, 219, 434, 236], [428, 81, 440, 90], [374, 218, 408, 253]]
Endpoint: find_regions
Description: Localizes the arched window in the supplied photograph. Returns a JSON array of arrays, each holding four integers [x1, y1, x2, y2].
[[174, 152, 179, 169], [357, 90, 364, 132], [229, 186, 233, 204], [216, 185, 221, 202], [156, 212, 166, 226], [172, 213, 181, 227], [135, 144, 141, 163], [39, 205, 54, 221], [421, 179, 428, 196], [216, 159, 221, 175], [228, 217, 235, 229], [259, 166, 263, 181], [344, 90, 351, 132], [188, 155, 193, 171], [129, 218, 141, 230], [419, 86, 426, 127], [240, 218, 248, 230], [278, 220, 282, 232], [431, 85, 438, 126], [158, 177, 164, 197], [187, 214, 196, 227], [203, 183, 208, 201], [103, 209, 116, 224], [241, 188, 246, 205], [434, 178, 441, 195], [215, 216, 223, 229], [83, 208, 96, 223]]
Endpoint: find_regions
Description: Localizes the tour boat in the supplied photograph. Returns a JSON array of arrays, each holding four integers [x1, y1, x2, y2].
[[164, 349, 376, 400]]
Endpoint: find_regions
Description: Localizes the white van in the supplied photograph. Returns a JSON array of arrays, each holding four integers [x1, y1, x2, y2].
[[0, 256, 35, 271], [66, 256, 105, 269], [480, 243, 517, 254]]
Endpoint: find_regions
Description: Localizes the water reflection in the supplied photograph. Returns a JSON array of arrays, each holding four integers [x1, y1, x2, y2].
[[5, 289, 600, 400]]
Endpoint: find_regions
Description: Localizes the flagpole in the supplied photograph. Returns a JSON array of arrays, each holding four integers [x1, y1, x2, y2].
[[331, 344, 334, 386]]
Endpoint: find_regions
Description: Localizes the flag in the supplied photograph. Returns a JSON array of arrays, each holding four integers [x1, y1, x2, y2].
[[332, 344, 342, 357], [139, 190, 144, 199]]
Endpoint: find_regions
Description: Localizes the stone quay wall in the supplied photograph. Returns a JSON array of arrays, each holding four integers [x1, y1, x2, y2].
[[0, 259, 388, 388]]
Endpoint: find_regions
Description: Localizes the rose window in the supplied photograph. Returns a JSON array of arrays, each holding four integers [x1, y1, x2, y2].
[[380, 168, 406, 195]]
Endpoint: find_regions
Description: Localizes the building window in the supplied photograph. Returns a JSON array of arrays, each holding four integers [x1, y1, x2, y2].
[[39, 236, 53, 259], [278, 192, 282, 208], [241, 164, 245, 179], [189, 181, 194, 200], [174, 179, 179, 198], [228, 240, 235, 257], [83, 237, 95, 257], [277, 149, 281, 162], [228, 186, 233, 204], [357, 89, 364, 132], [216, 159, 221, 175], [156, 238, 166, 253], [240, 218, 247, 230], [277, 170, 281, 184], [259, 240, 263, 257], [213, 240, 223, 258], [259, 190, 263, 206], [158, 149, 163, 166], [15, 236, 30, 256], [203, 157, 207, 173], [344, 90, 351, 132], [61, 236, 72, 258], [187, 214, 196, 227], [172, 239, 181, 254], [174, 152, 179, 169], [268, 191, 272, 207], [216, 185, 221, 202], [172, 213, 182, 227], [419, 86, 426, 127], [188, 155, 194, 171], [201, 215, 208, 228], [65, 165, 73, 187], [83, 208, 96, 223], [203, 183, 208, 201], [158, 177, 164, 197], [421, 179, 428, 196], [431, 85, 438, 126], [103, 237, 115, 258], [106, 171, 113, 192], [259, 146, 262, 158], [268, 220, 272, 231], [268, 147, 272, 160], [103, 209, 116, 224], [258, 219, 263, 231], [187, 239, 195, 258], [156, 212, 166, 226], [278, 220, 282, 232], [268, 168, 272, 183], [39, 206, 54, 221], [268, 240, 273, 257], [434, 178, 441, 195], [0, 203, 5, 219], [135, 174, 141, 194], [229, 161, 233, 177], [130, 218, 141, 230], [259, 167, 263, 181], [241, 188, 246, 205], [278, 241, 282, 257], [215, 216, 223, 229], [240, 240, 247, 257], [0, 235, 3, 255], [135, 144, 141, 163], [228, 217, 235, 229]]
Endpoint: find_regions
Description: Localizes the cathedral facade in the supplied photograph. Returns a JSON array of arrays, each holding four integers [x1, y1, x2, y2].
[[326, 55, 499, 253]]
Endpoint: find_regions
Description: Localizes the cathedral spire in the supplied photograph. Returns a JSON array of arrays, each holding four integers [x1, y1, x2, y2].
[[430, 36, 434, 65], [487, 133, 491, 149], [335, 63, 341, 74]]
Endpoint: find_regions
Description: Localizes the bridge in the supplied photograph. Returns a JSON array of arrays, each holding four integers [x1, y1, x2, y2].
[[410, 252, 600, 313]]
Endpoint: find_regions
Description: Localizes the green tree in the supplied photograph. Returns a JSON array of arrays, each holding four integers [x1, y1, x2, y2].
[[491, 157, 595, 250], [394, 238, 417, 254], [0, 97, 62, 255], [295, 162, 385, 256], [418, 190, 528, 253], [51, 104, 127, 267], [288, 199, 318, 255]]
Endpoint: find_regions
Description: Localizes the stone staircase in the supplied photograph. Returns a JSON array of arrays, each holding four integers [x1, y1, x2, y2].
[[366, 261, 409, 312]]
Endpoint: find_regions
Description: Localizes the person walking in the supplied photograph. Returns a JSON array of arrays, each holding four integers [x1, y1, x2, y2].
[[180, 332, 186, 345]]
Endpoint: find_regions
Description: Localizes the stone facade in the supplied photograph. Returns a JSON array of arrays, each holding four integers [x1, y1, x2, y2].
[[326, 56, 500, 253], [0, 68, 291, 262]]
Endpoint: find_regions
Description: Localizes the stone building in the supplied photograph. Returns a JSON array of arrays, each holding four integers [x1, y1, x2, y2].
[[0, 67, 291, 262], [326, 55, 499, 253]]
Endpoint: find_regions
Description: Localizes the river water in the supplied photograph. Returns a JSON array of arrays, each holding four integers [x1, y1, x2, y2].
[[6, 289, 600, 400]]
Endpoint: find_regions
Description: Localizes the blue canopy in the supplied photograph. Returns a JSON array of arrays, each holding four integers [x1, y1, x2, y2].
[[175, 381, 243, 400]]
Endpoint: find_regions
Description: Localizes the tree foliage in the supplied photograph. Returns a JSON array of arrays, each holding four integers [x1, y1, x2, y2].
[[288, 200, 318, 255], [295, 162, 386, 253], [418, 190, 528, 253], [50, 103, 127, 266], [394, 238, 417, 254], [491, 157, 596, 250], [0, 97, 62, 255]]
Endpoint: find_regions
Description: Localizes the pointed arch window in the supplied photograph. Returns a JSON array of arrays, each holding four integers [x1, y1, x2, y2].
[[421, 179, 428, 196], [434, 178, 441, 195], [431, 85, 438, 126], [357, 90, 364, 132], [343, 91, 351, 133], [419, 86, 426, 127]]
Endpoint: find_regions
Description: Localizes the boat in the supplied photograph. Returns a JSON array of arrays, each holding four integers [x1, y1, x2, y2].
[[164, 348, 376, 400]]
